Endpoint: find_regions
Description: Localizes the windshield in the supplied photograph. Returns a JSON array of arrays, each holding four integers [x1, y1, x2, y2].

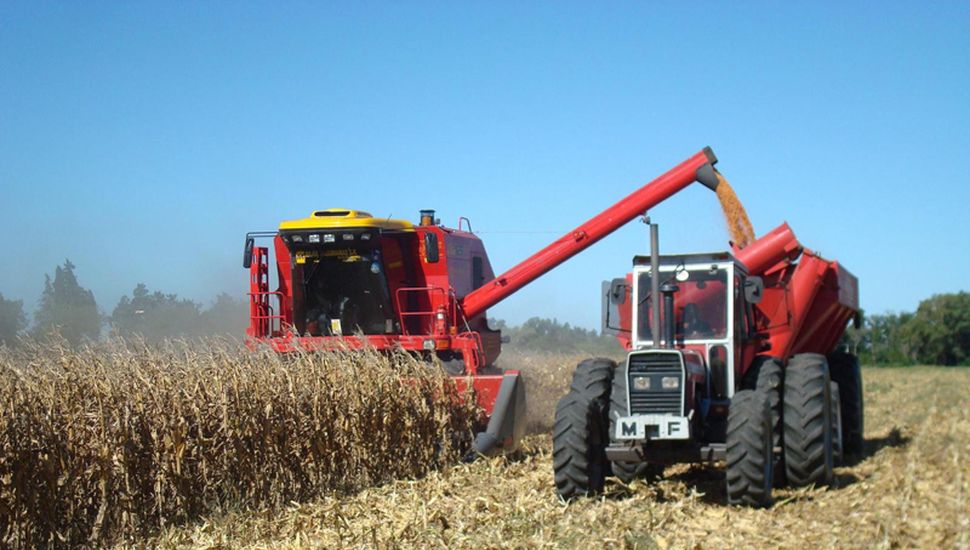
[[636, 267, 729, 343], [295, 248, 395, 336]]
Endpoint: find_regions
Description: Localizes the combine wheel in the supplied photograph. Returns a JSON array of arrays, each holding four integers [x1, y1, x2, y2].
[[726, 390, 774, 507], [783, 353, 834, 487], [828, 351, 864, 456], [830, 382, 843, 465], [553, 358, 615, 499], [607, 359, 662, 483]]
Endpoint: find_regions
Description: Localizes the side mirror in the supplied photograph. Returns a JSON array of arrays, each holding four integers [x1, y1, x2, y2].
[[243, 236, 255, 269], [744, 276, 764, 304], [609, 278, 628, 305]]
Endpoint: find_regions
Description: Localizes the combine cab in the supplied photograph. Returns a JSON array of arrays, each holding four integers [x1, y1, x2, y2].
[[554, 216, 862, 506]]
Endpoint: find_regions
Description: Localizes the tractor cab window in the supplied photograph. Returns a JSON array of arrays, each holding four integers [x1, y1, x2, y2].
[[293, 247, 396, 336], [637, 266, 729, 343]]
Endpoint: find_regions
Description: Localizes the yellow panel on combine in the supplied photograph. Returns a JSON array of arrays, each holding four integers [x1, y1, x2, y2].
[[278, 208, 415, 232]]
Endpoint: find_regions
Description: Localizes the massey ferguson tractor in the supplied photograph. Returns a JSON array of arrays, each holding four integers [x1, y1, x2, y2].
[[552, 201, 862, 506]]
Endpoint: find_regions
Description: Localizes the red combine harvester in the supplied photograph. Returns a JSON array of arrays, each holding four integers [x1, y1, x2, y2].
[[553, 196, 861, 506], [242, 147, 729, 455]]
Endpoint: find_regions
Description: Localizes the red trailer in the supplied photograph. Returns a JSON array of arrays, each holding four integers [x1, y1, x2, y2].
[[554, 205, 861, 507], [243, 148, 723, 455]]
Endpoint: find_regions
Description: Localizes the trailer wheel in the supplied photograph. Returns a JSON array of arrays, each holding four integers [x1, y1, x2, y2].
[[783, 353, 834, 487], [830, 382, 844, 465], [553, 358, 615, 499], [607, 359, 663, 483], [828, 351, 864, 456], [743, 356, 785, 484], [726, 390, 774, 507]]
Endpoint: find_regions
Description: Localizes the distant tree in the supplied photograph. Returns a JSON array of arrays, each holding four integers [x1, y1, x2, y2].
[[199, 293, 249, 337], [839, 310, 869, 357], [490, 317, 622, 356], [0, 292, 27, 346], [862, 312, 914, 365], [898, 292, 970, 366], [33, 260, 101, 345], [111, 283, 202, 342]]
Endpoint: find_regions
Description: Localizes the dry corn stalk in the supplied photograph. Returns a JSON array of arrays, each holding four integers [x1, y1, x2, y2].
[[0, 337, 479, 548]]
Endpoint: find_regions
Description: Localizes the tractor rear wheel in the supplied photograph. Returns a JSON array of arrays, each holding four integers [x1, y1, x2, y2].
[[828, 351, 864, 456], [726, 390, 774, 507], [608, 359, 663, 483], [783, 353, 834, 487], [553, 358, 615, 499]]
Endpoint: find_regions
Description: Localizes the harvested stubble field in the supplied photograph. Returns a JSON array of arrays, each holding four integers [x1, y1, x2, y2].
[[154, 354, 969, 550]]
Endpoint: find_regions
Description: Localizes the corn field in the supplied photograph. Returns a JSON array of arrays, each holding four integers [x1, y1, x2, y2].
[[0, 339, 480, 548]]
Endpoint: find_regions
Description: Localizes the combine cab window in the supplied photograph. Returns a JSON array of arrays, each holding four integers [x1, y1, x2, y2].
[[637, 267, 729, 342], [294, 248, 396, 336]]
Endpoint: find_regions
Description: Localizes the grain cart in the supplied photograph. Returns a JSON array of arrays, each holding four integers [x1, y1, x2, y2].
[[242, 148, 727, 456], [553, 208, 862, 506]]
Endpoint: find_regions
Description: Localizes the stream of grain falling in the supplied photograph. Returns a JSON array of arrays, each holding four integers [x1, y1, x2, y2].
[[715, 172, 755, 248]]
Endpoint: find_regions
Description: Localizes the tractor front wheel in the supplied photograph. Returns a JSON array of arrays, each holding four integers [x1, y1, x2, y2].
[[553, 358, 615, 499], [726, 389, 774, 507]]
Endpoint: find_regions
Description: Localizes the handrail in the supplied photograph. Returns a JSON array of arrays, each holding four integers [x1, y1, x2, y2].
[[394, 286, 457, 336], [249, 290, 285, 337]]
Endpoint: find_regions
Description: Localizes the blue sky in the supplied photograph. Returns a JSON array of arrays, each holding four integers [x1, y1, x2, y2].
[[1, 2, 968, 329]]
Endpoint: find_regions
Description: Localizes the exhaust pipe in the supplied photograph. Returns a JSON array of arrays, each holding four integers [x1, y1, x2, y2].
[[649, 217, 661, 348]]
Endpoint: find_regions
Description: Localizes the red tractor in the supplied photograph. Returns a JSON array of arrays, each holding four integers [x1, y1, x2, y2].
[[242, 148, 804, 461], [553, 198, 861, 506]]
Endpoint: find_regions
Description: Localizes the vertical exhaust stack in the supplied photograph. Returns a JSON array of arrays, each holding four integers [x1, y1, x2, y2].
[[648, 217, 661, 348], [419, 209, 436, 226]]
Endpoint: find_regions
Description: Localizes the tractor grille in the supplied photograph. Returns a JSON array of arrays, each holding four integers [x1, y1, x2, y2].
[[627, 352, 683, 415]]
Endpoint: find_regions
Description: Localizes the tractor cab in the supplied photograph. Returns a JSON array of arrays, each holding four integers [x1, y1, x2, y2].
[[602, 250, 765, 462], [630, 252, 762, 397]]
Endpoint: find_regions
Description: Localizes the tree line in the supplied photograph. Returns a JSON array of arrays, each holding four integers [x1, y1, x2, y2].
[[2, 261, 968, 366], [0, 260, 248, 347], [842, 292, 970, 366], [490, 317, 623, 357]]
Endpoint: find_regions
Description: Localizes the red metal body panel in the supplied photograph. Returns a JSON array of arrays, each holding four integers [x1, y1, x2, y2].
[[610, 222, 859, 378]]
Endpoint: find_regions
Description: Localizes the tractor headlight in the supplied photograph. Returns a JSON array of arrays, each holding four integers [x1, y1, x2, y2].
[[632, 375, 651, 391], [308, 234, 321, 243], [661, 376, 680, 390]]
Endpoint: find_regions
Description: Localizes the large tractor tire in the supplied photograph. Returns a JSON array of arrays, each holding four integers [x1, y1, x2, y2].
[[553, 358, 615, 499], [830, 382, 844, 465], [828, 351, 864, 456], [607, 360, 663, 484], [742, 356, 785, 484], [726, 390, 774, 507], [783, 353, 834, 487]]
